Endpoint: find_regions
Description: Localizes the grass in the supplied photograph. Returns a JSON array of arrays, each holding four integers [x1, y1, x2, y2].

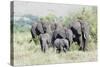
[[13, 32, 97, 66]]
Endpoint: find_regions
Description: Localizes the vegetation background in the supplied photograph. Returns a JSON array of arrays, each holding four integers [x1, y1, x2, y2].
[[13, 5, 97, 65]]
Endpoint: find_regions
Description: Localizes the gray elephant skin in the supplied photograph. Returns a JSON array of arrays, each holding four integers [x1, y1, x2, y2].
[[39, 33, 51, 53], [30, 21, 49, 43], [68, 20, 89, 51], [54, 38, 69, 53], [30, 19, 89, 52], [51, 26, 73, 48]]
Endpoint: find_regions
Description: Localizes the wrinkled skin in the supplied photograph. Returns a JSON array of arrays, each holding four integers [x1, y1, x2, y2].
[[30, 21, 49, 43], [50, 22, 63, 32], [54, 39, 69, 53], [36, 22, 44, 35], [41, 22, 52, 34], [40, 33, 51, 53], [52, 29, 65, 41], [31, 21, 50, 36], [68, 20, 89, 51], [30, 19, 89, 51], [64, 28, 73, 47], [30, 22, 44, 40], [80, 20, 89, 51], [51, 23, 64, 43], [51, 26, 73, 49], [50, 23, 57, 32], [30, 22, 44, 44]]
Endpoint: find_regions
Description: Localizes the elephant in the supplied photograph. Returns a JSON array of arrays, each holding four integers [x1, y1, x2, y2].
[[51, 26, 73, 48], [54, 38, 69, 53], [41, 21, 50, 33], [80, 20, 89, 51], [30, 21, 44, 39], [51, 23, 64, 40], [68, 19, 89, 51], [64, 27, 73, 47], [29, 22, 44, 44], [30, 21, 50, 43], [39, 33, 51, 53], [31, 20, 50, 36], [50, 23, 57, 32], [50, 22, 64, 32], [35, 22, 44, 35]]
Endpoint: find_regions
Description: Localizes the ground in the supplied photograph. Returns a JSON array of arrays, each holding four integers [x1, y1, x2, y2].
[[13, 32, 97, 66]]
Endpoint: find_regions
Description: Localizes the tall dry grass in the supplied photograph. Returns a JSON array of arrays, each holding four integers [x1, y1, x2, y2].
[[13, 32, 97, 65]]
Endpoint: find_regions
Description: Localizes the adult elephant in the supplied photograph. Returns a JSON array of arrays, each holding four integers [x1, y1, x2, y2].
[[80, 20, 89, 51], [51, 26, 73, 48], [29, 22, 44, 43], [31, 20, 50, 36], [30, 21, 44, 38], [54, 38, 69, 53], [35, 21, 44, 35], [68, 19, 89, 51], [30, 21, 49, 43], [41, 21, 50, 33]]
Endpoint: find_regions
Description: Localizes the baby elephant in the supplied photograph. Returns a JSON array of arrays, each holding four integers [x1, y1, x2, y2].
[[54, 39, 69, 53], [40, 33, 51, 53]]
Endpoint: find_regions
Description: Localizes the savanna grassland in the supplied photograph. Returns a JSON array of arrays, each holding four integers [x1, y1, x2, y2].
[[13, 6, 97, 65]]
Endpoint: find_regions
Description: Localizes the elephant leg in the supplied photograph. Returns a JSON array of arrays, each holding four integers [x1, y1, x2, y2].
[[40, 39, 42, 50], [63, 47, 67, 53], [56, 48, 61, 53], [40, 39, 44, 52], [68, 40, 70, 47], [83, 39, 88, 51], [83, 40, 86, 51], [43, 47, 46, 53], [42, 45, 47, 53], [68, 40, 71, 51], [43, 43, 48, 53], [41, 45, 44, 52], [63, 44, 68, 52], [41, 45, 45, 52], [83, 33, 89, 51], [78, 36, 83, 51]]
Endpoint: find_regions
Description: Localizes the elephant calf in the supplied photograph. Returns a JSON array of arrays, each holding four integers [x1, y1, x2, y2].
[[54, 39, 69, 53], [40, 33, 51, 53]]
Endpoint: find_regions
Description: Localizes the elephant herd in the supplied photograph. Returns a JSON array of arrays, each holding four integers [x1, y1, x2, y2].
[[30, 19, 89, 53]]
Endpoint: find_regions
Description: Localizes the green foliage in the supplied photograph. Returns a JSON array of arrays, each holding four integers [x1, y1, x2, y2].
[[40, 13, 57, 23]]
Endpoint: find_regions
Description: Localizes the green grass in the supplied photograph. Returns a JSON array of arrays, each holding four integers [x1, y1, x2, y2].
[[13, 32, 97, 66]]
